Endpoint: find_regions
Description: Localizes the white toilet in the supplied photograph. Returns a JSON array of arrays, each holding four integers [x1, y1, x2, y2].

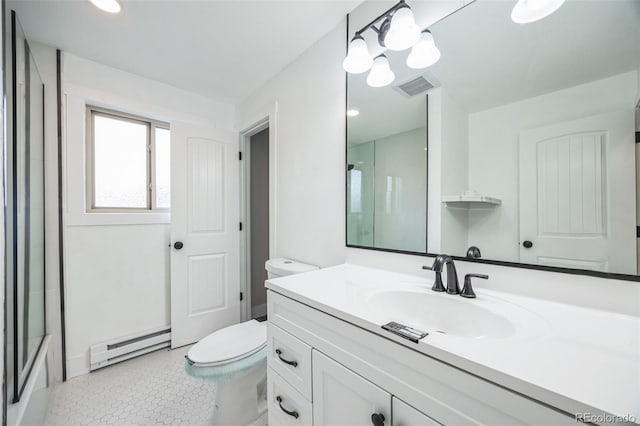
[[185, 258, 318, 426]]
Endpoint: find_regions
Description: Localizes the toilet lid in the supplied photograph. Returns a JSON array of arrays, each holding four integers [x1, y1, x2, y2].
[[187, 320, 266, 366]]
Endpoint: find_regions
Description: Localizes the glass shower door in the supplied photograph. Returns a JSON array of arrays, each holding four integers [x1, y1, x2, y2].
[[5, 10, 46, 403]]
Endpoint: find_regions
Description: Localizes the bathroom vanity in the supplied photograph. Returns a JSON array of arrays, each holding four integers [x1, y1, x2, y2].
[[265, 265, 639, 426]]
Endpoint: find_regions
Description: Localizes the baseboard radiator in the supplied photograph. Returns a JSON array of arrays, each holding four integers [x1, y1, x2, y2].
[[90, 326, 171, 371]]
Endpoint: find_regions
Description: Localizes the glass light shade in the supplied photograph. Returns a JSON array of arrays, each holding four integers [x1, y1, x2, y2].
[[406, 31, 441, 69], [343, 36, 374, 74], [384, 6, 421, 51], [88, 0, 122, 13], [511, 0, 566, 24], [366, 55, 395, 88]]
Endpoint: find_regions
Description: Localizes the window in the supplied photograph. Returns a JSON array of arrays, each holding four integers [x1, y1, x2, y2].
[[87, 106, 170, 211]]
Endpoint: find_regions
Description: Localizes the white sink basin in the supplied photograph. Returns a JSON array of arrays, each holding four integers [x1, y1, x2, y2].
[[365, 288, 539, 340]]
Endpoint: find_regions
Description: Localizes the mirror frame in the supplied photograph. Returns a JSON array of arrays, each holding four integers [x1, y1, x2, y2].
[[343, 13, 640, 283]]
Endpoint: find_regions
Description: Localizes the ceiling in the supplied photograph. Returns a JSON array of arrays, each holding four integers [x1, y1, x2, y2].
[[348, 0, 640, 145], [10, 0, 362, 103], [429, 0, 640, 112]]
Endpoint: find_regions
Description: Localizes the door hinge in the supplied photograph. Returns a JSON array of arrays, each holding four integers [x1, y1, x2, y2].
[[240, 292, 244, 301], [239, 222, 243, 231], [239, 151, 243, 160], [637, 226, 640, 238]]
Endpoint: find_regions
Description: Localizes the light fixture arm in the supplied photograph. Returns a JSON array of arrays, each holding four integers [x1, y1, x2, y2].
[[352, 0, 410, 43]]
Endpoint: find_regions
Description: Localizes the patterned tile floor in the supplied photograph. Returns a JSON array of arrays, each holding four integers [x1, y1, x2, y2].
[[44, 346, 218, 426]]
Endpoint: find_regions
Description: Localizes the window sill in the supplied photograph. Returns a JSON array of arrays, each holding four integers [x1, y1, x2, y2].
[[65, 211, 170, 227]]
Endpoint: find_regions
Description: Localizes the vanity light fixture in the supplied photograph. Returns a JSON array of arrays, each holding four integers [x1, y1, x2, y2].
[[346, 109, 360, 117], [406, 30, 441, 69], [344, 1, 441, 87], [511, 0, 566, 24], [88, 0, 122, 13], [367, 55, 395, 88]]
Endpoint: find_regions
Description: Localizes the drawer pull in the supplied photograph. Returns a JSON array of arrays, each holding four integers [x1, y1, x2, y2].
[[276, 349, 298, 367], [276, 395, 299, 419]]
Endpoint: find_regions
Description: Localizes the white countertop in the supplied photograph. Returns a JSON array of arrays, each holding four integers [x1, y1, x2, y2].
[[266, 263, 640, 423]]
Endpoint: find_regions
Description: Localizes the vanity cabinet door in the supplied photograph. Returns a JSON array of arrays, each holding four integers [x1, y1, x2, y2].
[[312, 350, 391, 426], [392, 397, 441, 426]]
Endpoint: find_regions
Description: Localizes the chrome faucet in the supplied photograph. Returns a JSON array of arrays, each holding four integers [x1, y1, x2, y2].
[[422, 254, 459, 294]]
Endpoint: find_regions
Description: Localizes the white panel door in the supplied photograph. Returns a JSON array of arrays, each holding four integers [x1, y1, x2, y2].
[[312, 350, 390, 426], [170, 122, 240, 348], [519, 110, 636, 274]]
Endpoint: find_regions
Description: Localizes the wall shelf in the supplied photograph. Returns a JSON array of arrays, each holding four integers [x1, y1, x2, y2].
[[442, 194, 502, 209]]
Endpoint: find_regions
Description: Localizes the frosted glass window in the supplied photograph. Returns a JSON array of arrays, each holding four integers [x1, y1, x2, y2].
[[88, 107, 170, 211], [155, 127, 171, 208], [93, 115, 148, 208]]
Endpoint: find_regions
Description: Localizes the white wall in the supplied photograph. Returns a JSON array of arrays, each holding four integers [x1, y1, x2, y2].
[[439, 89, 469, 255], [467, 71, 638, 262], [236, 20, 346, 268], [426, 87, 470, 255], [62, 53, 234, 378]]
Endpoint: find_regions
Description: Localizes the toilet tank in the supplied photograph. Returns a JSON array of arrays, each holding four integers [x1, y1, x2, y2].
[[265, 258, 318, 279]]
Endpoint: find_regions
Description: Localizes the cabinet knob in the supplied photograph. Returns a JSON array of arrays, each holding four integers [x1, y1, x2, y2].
[[522, 240, 533, 249], [371, 413, 385, 426], [173, 241, 184, 250]]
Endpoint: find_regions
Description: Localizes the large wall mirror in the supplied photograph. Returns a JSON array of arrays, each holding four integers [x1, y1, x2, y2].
[[346, 0, 640, 279]]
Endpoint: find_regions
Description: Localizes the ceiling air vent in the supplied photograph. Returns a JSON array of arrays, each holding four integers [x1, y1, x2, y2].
[[393, 76, 435, 98]]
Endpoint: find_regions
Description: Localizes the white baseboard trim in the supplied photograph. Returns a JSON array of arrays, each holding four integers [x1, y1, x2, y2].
[[66, 353, 90, 379], [252, 303, 267, 319]]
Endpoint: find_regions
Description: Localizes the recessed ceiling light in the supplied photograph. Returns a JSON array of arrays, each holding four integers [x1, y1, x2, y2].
[[347, 109, 360, 117], [88, 0, 122, 14]]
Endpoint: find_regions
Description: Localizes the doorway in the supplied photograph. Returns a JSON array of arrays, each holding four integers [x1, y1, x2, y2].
[[240, 122, 271, 321]]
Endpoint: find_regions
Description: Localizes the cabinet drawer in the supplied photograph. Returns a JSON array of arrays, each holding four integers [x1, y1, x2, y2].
[[268, 367, 313, 426], [313, 350, 391, 426], [393, 397, 441, 426], [268, 323, 312, 400]]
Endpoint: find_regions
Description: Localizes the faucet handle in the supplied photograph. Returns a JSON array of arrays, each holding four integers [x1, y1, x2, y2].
[[422, 264, 446, 292], [461, 274, 488, 298]]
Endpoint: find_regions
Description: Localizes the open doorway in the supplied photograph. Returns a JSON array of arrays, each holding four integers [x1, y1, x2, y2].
[[240, 121, 270, 321]]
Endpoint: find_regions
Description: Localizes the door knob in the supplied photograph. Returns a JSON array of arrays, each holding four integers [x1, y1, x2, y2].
[[522, 240, 533, 249], [173, 241, 184, 250], [371, 413, 385, 426]]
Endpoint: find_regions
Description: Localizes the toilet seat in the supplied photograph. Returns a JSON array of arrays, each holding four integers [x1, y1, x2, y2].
[[187, 320, 266, 367]]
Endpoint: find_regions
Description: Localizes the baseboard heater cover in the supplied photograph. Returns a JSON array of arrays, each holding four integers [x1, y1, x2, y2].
[[90, 326, 171, 371]]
